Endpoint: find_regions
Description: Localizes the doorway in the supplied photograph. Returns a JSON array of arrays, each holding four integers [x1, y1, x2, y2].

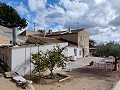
[[82, 49, 85, 57]]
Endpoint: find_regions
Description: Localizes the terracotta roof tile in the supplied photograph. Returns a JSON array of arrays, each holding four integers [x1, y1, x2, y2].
[[26, 36, 66, 44], [0, 25, 12, 33]]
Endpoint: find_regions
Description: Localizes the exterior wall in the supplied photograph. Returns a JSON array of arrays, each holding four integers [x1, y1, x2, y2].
[[0, 34, 11, 45], [0, 42, 84, 75], [78, 30, 89, 56], [62, 34, 78, 44], [46, 30, 89, 57], [76, 48, 83, 58], [0, 47, 12, 70], [11, 43, 68, 75], [67, 47, 83, 58], [67, 47, 74, 57], [47, 33, 78, 43]]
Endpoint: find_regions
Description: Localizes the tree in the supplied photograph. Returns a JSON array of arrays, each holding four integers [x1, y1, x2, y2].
[[0, 2, 28, 29], [89, 39, 96, 48], [96, 43, 105, 57], [32, 45, 68, 79], [46, 45, 67, 78], [96, 41, 120, 70], [32, 51, 48, 73]]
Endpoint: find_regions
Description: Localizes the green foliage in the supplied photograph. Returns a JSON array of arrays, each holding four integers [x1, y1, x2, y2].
[[0, 2, 28, 29], [31, 45, 68, 78], [96, 41, 120, 58], [96, 43, 105, 57], [46, 45, 67, 75], [89, 39, 96, 48], [32, 51, 48, 73], [96, 41, 120, 71]]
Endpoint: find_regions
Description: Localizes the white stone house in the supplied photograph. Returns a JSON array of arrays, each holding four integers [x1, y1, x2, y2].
[[0, 43, 68, 75], [0, 26, 88, 75]]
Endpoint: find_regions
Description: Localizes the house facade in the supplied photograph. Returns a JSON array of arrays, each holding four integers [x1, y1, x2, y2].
[[0, 25, 89, 75], [46, 29, 89, 57], [0, 43, 68, 75]]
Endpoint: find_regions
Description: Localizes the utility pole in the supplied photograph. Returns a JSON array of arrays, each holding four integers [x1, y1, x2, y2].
[[34, 22, 35, 32], [77, 22, 79, 29]]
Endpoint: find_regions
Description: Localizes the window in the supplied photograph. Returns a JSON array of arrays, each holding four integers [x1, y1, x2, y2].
[[79, 36, 84, 45], [79, 51, 81, 56], [74, 49, 77, 56]]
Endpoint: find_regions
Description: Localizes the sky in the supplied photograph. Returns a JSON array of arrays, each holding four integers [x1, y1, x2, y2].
[[1, 0, 120, 44]]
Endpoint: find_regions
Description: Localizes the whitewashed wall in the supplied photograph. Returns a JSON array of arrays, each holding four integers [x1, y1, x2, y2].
[[67, 47, 83, 58], [11, 43, 68, 75], [67, 47, 74, 57], [76, 48, 83, 58]]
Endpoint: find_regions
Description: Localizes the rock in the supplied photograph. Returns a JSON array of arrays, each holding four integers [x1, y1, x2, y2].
[[58, 85, 62, 87], [26, 84, 35, 90]]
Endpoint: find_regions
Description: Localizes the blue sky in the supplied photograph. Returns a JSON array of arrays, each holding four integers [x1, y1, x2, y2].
[[1, 0, 120, 43]]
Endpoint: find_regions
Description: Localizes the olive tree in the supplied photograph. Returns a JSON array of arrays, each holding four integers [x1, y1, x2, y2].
[[96, 41, 120, 70]]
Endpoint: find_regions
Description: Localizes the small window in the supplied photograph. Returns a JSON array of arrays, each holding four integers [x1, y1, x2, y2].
[[79, 51, 81, 56], [74, 49, 77, 56], [79, 36, 84, 45]]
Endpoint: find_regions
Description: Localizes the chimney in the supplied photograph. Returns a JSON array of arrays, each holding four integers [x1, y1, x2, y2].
[[48, 30, 52, 34], [12, 27, 18, 45], [68, 27, 71, 33]]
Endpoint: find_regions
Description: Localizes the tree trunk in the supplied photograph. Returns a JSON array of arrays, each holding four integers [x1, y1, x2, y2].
[[113, 58, 118, 71], [50, 68, 55, 79], [50, 70, 53, 76]]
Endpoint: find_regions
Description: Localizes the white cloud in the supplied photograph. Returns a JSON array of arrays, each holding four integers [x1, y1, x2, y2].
[[16, 2, 29, 15], [28, 0, 47, 12], [95, 0, 106, 5], [9, 0, 120, 43], [108, 0, 120, 14], [90, 26, 120, 44], [49, 25, 65, 32], [109, 15, 120, 26], [60, 0, 89, 18]]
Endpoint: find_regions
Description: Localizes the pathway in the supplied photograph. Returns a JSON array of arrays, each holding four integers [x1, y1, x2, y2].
[[54, 56, 104, 74]]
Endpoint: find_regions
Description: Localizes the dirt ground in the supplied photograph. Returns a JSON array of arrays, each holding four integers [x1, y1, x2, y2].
[[0, 57, 119, 90], [0, 76, 21, 90], [0, 66, 119, 90], [33, 66, 119, 90]]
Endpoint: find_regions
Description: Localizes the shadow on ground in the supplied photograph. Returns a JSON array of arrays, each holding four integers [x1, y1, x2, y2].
[[68, 66, 118, 81]]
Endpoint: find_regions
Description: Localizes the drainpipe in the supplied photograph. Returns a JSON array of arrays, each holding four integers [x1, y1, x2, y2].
[[12, 27, 18, 45]]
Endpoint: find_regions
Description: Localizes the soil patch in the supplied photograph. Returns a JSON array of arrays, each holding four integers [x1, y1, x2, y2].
[[24, 73, 69, 85]]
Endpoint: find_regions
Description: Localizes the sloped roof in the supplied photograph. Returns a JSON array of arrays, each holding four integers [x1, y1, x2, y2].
[[0, 33, 12, 45], [0, 25, 12, 33], [46, 29, 84, 36], [26, 36, 66, 44], [19, 30, 42, 36], [0, 25, 25, 43]]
